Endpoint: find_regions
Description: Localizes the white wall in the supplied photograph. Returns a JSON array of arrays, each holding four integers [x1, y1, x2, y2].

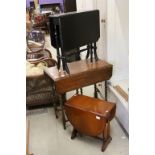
[[76, 0, 96, 59], [76, 0, 95, 11], [76, 0, 129, 82], [76, 0, 107, 60], [107, 0, 129, 82]]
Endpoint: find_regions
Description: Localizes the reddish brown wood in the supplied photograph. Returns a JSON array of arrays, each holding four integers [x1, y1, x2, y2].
[[102, 120, 112, 152], [44, 59, 113, 129], [65, 95, 116, 121], [44, 59, 113, 94], [65, 95, 116, 151]]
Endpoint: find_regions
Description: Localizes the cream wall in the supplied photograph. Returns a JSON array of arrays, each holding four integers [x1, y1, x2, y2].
[[76, 0, 96, 59], [76, 0, 95, 11], [107, 0, 129, 82], [76, 0, 129, 81]]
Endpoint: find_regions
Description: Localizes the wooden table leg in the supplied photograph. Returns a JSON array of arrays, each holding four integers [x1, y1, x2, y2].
[[76, 88, 83, 95], [59, 95, 66, 129], [80, 88, 83, 94], [71, 128, 78, 139], [76, 89, 79, 94], [102, 120, 112, 152], [51, 84, 59, 119], [94, 83, 98, 98]]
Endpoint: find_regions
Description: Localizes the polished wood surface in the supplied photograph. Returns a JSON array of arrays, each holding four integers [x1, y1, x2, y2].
[[44, 59, 113, 129], [44, 59, 112, 94], [65, 94, 116, 152], [65, 94, 116, 121], [65, 105, 107, 136]]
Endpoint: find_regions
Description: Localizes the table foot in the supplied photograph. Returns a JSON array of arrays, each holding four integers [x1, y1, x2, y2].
[[71, 129, 78, 139], [101, 136, 112, 152]]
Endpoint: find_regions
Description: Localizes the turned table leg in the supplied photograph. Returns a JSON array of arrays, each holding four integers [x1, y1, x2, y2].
[[94, 83, 98, 98], [59, 95, 66, 129], [51, 84, 58, 119]]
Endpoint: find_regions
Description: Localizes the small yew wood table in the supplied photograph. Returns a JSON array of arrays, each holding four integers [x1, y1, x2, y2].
[[65, 94, 116, 152], [44, 59, 113, 129]]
